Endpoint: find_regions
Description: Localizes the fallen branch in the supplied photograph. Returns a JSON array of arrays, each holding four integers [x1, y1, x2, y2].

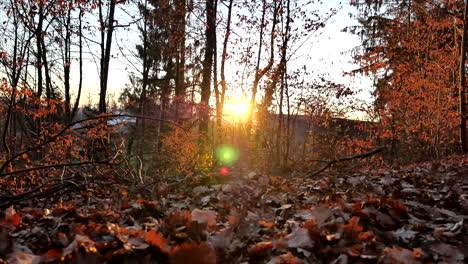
[[0, 175, 84, 209], [308, 147, 385, 176]]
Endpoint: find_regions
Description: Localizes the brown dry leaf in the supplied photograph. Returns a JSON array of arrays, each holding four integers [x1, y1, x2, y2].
[[431, 243, 464, 262], [40, 248, 62, 263], [169, 242, 216, 264], [5, 206, 16, 217], [145, 230, 168, 252], [286, 228, 314, 248], [7, 246, 40, 264], [191, 209, 217, 227], [248, 241, 274, 255], [382, 247, 422, 264], [8, 253, 40, 264], [342, 216, 363, 232]]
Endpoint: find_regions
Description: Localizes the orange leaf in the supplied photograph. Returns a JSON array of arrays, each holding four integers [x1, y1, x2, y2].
[[41, 249, 62, 262], [347, 247, 361, 257], [170, 242, 215, 264], [258, 220, 275, 228], [358, 231, 373, 240], [3, 213, 21, 226], [145, 230, 168, 252], [248, 241, 274, 254], [342, 216, 363, 232]]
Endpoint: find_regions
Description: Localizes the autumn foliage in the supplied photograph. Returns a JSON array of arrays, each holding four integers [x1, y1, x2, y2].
[[1, 0, 468, 263]]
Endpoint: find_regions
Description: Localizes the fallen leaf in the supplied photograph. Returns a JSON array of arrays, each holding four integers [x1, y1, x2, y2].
[[342, 216, 363, 232], [191, 209, 217, 227], [286, 228, 314, 248], [170, 242, 216, 264], [393, 227, 417, 243], [145, 230, 168, 252], [259, 220, 275, 228], [248, 241, 274, 254]]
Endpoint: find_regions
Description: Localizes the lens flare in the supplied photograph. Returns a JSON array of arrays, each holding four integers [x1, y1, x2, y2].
[[216, 145, 239, 165], [220, 167, 229, 175]]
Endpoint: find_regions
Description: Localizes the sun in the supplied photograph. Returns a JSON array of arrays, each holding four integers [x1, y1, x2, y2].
[[224, 100, 250, 120]]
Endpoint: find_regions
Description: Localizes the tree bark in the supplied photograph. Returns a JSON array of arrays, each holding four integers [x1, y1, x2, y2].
[[247, 0, 278, 132], [71, 8, 84, 120], [175, 0, 187, 119], [460, 0, 468, 154], [199, 0, 216, 137], [98, 0, 117, 113], [218, 0, 233, 127]]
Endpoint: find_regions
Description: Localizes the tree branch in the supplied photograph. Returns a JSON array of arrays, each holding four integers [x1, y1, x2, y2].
[[308, 147, 384, 176]]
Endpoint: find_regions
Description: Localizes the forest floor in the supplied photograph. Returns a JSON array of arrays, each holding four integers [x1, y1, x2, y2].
[[1, 156, 467, 263]]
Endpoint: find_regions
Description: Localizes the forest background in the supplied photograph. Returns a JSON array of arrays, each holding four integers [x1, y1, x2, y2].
[[0, 0, 467, 188]]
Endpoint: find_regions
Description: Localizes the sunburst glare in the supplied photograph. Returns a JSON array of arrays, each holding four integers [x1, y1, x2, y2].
[[224, 99, 251, 121]]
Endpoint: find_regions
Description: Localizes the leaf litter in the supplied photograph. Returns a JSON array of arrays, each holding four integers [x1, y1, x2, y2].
[[0, 156, 467, 263]]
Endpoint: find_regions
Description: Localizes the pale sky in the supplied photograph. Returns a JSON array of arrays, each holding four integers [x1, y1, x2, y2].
[[38, 0, 375, 114]]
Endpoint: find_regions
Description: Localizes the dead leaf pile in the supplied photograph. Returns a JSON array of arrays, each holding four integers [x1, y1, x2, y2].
[[0, 156, 467, 263]]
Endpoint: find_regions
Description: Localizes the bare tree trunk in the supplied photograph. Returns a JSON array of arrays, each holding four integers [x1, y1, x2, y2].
[[156, 59, 173, 154], [71, 9, 84, 120], [460, 0, 468, 154], [35, 3, 44, 98], [175, 0, 186, 119], [41, 37, 53, 100], [2, 2, 22, 154], [199, 0, 216, 137], [64, 8, 72, 120], [284, 70, 291, 168], [98, 0, 117, 113], [137, 0, 150, 158], [218, 0, 234, 128], [247, 0, 278, 132]]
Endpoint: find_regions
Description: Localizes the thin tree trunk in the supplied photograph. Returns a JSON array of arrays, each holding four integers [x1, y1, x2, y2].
[[36, 3, 44, 98], [71, 9, 84, 120], [247, 0, 278, 132], [41, 37, 53, 100], [199, 0, 216, 137], [99, 0, 116, 113], [64, 8, 72, 120], [175, 0, 186, 119], [213, 0, 220, 130], [137, 0, 149, 158], [218, 0, 233, 127], [460, 0, 468, 154]]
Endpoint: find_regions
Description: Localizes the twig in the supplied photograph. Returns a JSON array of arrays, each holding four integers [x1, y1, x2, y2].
[[0, 160, 116, 178], [308, 147, 385, 176]]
